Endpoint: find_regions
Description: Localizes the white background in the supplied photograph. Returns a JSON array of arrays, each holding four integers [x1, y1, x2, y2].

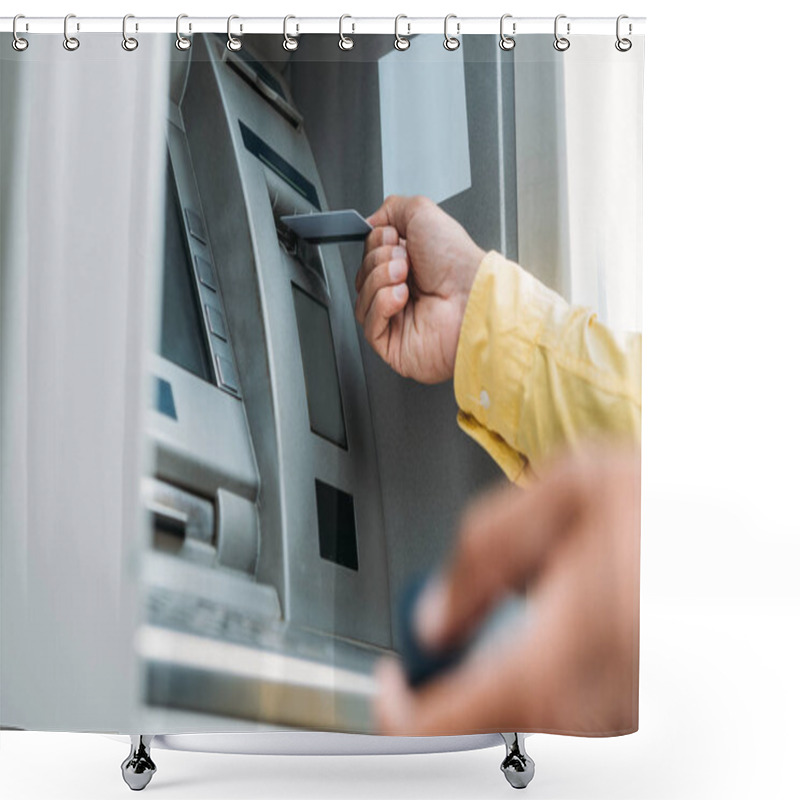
[[2, 1, 799, 798]]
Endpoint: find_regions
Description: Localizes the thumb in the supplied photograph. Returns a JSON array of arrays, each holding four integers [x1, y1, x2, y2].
[[367, 195, 428, 238]]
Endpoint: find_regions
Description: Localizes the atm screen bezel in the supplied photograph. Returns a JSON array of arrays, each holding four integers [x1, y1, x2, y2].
[[290, 280, 349, 451]]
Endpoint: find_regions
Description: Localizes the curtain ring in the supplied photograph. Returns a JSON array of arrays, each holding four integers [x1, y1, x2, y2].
[[283, 15, 299, 51], [499, 14, 515, 50], [122, 14, 139, 51], [394, 14, 410, 50], [553, 14, 570, 51], [175, 14, 191, 51], [615, 14, 632, 52], [226, 15, 242, 51], [443, 14, 460, 51], [12, 14, 29, 52], [63, 13, 80, 51], [339, 14, 354, 51]]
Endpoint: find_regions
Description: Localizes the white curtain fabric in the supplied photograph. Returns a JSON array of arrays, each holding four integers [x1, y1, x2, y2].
[[515, 35, 643, 332]]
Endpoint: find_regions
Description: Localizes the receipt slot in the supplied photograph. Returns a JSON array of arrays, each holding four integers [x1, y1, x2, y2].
[[140, 35, 391, 730]]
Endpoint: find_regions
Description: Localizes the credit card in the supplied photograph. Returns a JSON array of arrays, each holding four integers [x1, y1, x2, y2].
[[280, 209, 373, 244]]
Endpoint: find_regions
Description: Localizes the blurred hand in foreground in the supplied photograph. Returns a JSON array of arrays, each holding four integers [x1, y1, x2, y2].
[[355, 195, 485, 384], [374, 447, 641, 736]]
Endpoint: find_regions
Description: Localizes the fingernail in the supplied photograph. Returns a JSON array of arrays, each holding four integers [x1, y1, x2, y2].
[[414, 577, 447, 649], [392, 284, 406, 301], [392, 246, 406, 259], [382, 228, 396, 245], [388, 259, 405, 281]]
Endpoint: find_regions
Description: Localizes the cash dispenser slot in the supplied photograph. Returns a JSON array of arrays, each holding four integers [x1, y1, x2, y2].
[[145, 477, 215, 562], [144, 477, 259, 576]]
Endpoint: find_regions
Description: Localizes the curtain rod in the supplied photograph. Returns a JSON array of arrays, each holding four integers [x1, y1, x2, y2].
[[1, 16, 646, 36]]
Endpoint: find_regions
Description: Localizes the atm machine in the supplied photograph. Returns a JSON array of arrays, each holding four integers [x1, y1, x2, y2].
[[139, 33, 395, 733]]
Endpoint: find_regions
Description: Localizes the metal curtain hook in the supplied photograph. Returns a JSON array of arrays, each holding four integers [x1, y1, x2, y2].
[[553, 14, 570, 51], [615, 14, 632, 51], [283, 15, 299, 51], [339, 14, 354, 51], [122, 14, 139, 51], [444, 14, 460, 51], [394, 14, 410, 50], [499, 14, 515, 50], [227, 15, 242, 51], [176, 14, 191, 50], [63, 13, 80, 51], [12, 14, 29, 52]]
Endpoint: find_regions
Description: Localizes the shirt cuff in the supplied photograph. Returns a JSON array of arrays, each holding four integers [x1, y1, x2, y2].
[[453, 250, 541, 483]]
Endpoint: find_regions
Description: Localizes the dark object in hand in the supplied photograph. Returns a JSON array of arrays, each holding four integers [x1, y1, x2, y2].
[[396, 571, 467, 688]]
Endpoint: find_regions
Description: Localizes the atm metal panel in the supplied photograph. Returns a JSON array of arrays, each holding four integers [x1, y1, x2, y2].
[[181, 35, 392, 649]]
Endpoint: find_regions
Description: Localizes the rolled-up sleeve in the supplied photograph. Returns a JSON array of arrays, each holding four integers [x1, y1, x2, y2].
[[453, 251, 641, 484]]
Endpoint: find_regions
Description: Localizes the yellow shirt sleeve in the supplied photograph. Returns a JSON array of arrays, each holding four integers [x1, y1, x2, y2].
[[453, 251, 642, 484]]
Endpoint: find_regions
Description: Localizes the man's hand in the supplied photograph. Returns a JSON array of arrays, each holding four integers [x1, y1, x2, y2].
[[373, 447, 641, 736], [355, 195, 485, 384]]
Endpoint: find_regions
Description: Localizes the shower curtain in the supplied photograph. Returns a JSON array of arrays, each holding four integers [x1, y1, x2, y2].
[[0, 22, 644, 747]]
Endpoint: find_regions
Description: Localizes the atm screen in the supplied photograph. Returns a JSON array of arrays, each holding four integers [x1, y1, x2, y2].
[[159, 162, 214, 383], [291, 284, 348, 449]]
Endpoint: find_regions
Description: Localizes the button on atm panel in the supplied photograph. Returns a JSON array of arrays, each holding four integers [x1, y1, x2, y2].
[[205, 304, 228, 341], [194, 255, 217, 291], [185, 208, 207, 243], [215, 353, 240, 393]]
